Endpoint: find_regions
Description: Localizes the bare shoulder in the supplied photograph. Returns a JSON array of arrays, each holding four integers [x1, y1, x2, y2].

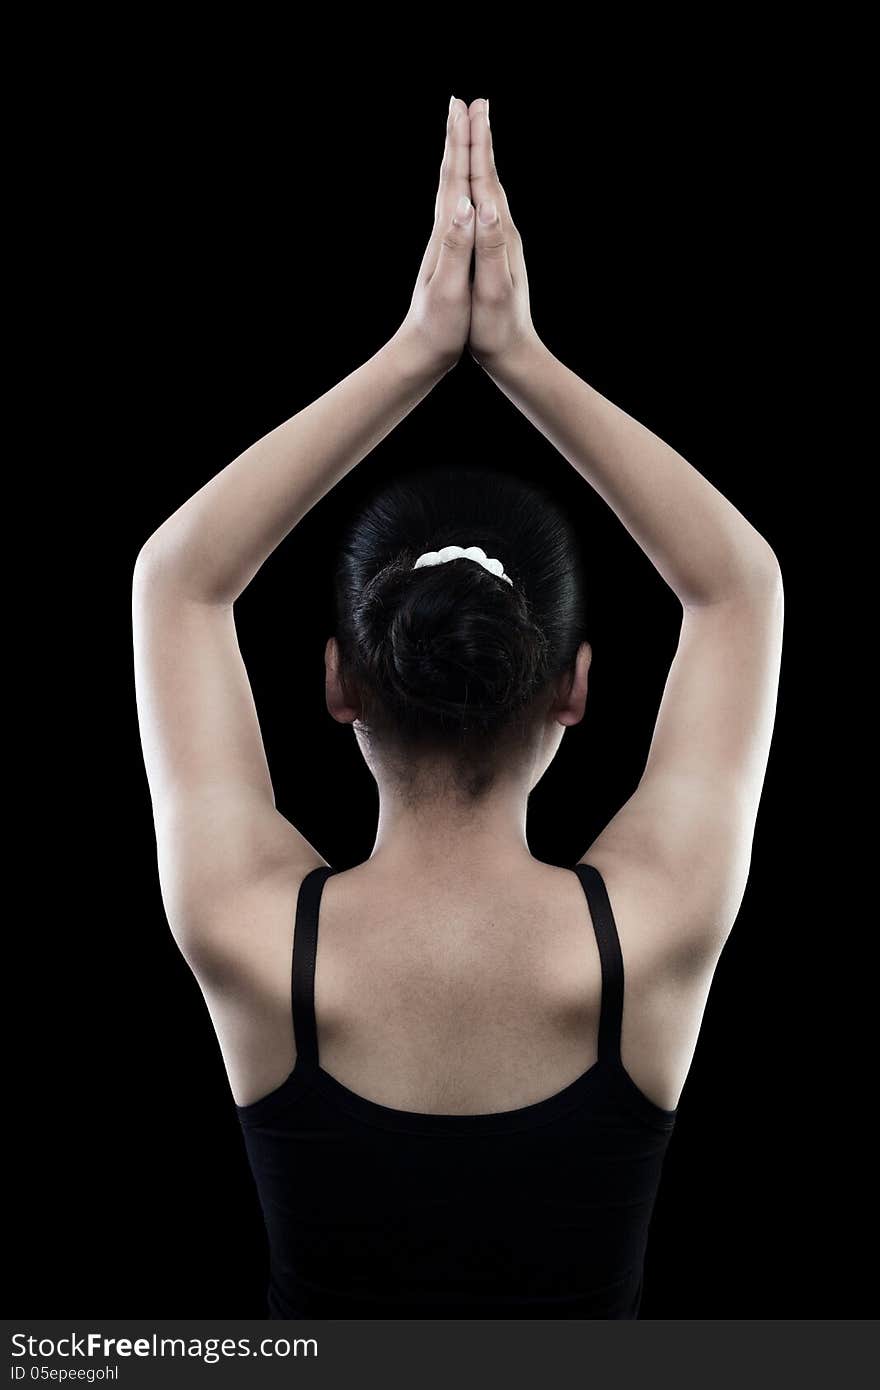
[[173, 855, 328, 1106], [176, 846, 327, 982], [576, 848, 729, 1111], [579, 579, 783, 962], [577, 846, 729, 979]]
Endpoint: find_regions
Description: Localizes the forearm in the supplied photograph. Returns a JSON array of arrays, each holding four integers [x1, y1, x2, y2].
[[481, 337, 779, 608], [137, 329, 448, 605]]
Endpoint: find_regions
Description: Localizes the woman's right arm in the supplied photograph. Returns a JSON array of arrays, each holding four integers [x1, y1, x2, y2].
[[466, 98, 783, 962], [474, 335, 779, 608], [466, 98, 777, 607]]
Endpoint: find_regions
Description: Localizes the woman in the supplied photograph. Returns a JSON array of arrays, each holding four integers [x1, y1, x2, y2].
[[132, 96, 783, 1318]]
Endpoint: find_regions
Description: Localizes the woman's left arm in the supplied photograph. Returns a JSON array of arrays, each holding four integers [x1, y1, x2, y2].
[[133, 97, 475, 957]]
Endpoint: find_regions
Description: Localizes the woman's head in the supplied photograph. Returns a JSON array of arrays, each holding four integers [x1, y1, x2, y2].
[[328, 465, 590, 805]]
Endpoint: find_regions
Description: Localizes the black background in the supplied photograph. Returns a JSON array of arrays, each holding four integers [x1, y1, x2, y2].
[[14, 41, 862, 1320]]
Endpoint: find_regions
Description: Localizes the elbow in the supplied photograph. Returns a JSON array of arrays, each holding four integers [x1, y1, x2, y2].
[[133, 532, 165, 587], [682, 540, 783, 610], [751, 540, 783, 595], [134, 534, 158, 575], [737, 543, 784, 611], [132, 526, 181, 594], [132, 529, 236, 608], [729, 546, 784, 607], [730, 524, 781, 594]]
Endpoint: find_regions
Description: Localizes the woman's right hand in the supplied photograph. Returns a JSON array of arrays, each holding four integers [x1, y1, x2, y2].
[[466, 98, 542, 372]]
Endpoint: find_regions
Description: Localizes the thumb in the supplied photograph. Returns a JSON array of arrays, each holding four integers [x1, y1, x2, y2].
[[473, 197, 512, 295], [432, 194, 475, 293]]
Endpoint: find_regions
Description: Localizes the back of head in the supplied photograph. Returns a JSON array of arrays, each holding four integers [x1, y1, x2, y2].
[[333, 466, 588, 802]]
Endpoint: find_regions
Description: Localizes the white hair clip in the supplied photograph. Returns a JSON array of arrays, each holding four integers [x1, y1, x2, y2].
[[412, 544, 513, 585]]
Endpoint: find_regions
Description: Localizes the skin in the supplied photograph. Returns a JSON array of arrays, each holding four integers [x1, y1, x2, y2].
[[132, 96, 784, 1111]]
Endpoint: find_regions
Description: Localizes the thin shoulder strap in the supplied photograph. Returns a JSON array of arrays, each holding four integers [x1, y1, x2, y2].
[[291, 865, 336, 1068], [572, 862, 624, 1064]]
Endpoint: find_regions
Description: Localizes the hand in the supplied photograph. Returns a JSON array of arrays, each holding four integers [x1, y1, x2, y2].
[[395, 96, 476, 376], [466, 98, 541, 371]]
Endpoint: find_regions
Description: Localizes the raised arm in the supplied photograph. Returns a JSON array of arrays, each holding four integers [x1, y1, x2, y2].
[[465, 97, 783, 959], [465, 99, 777, 607], [133, 97, 477, 954], [136, 99, 477, 608]]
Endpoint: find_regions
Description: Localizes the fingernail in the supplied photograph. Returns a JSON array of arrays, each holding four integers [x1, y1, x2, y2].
[[479, 198, 497, 225], [455, 194, 473, 222], [449, 94, 456, 111], [485, 98, 490, 126]]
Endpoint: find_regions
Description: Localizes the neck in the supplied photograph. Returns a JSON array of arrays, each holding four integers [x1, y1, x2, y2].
[[367, 778, 535, 877]]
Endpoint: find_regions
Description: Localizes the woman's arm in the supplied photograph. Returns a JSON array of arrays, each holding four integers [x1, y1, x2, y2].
[[137, 330, 445, 605], [465, 100, 777, 608], [137, 96, 477, 604], [477, 338, 778, 607], [464, 97, 783, 967], [133, 97, 476, 961]]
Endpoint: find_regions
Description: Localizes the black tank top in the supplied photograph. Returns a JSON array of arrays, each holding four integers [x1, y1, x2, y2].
[[235, 863, 678, 1318]]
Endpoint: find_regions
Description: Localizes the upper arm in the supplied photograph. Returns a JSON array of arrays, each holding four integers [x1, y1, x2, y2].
[[132, 540, 327, 950], [581, 562, 784, 955]]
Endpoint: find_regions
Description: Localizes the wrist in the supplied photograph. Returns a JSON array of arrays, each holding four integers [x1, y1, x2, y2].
[[470, 331, 550, 384], [385, 325, 458, 385]]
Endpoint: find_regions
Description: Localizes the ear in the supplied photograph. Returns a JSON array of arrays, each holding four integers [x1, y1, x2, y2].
[[552, 640, 592, 728], [325, 636, 362, 724]]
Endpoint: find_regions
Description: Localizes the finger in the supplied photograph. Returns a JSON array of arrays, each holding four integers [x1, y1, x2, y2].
[[431, 190, 475, 296], [468, 97, 515, 225], [434, 95, 471, 227], [468, 98, 516, 292], [414, 96, 471, 286]]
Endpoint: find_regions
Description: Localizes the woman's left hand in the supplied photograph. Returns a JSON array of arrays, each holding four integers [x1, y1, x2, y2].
[[395, 96, 476, 376]]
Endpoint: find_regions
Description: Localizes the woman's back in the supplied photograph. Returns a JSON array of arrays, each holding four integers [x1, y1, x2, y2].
[[189, 851, 722, 1317], [198, 851, 716, 1119]]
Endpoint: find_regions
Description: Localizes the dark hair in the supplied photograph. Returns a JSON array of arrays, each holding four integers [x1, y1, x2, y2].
[[333, 465, 588, 801]]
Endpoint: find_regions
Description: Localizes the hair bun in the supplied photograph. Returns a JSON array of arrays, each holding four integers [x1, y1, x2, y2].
[[395, 564, 539, 715], [358, 552, 547, 730]]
